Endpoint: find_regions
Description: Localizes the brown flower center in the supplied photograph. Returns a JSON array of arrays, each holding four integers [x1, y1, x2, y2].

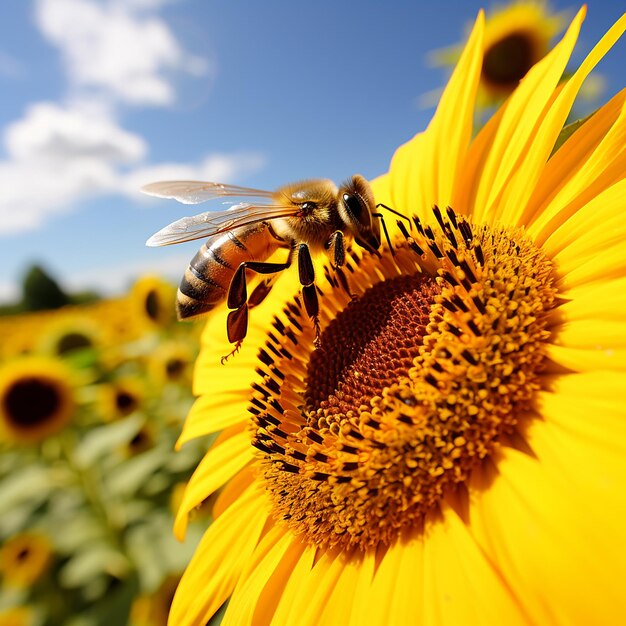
[[56, 332, 93, 355], [145, 289, 160, 321], [305, 275, 438, 420], [250, 208, 556, 550], [3, 377, 61, 427], [482, 31, 536, 88]]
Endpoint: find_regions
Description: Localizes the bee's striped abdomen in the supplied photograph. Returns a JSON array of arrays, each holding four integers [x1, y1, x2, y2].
[[175, 224, 283, 321]]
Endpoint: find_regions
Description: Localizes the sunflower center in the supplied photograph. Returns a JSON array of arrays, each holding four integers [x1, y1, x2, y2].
[[145, 289, 160, 321], [482, 31, 536, 87], [166, 358, 186, 380], [57, 332, 93, 355], [250, 208, 556, 550], [305, 275, 438, 419], [3, 377, 61, 427], [115, 390, 138, 414]]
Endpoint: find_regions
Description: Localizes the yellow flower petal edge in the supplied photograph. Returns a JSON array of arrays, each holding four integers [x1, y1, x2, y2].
[[389, 12, 484, 215]]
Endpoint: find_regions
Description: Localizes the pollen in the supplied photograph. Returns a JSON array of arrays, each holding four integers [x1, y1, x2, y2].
[[249, 207, 557, 551]]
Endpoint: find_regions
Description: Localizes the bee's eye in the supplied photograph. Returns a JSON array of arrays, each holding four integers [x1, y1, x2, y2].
[[343, 193, 364, 220], [301, 201, 317, 212]]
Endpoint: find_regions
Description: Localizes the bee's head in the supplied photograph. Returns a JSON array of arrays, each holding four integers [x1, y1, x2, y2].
[[337, 174, 380, 253]]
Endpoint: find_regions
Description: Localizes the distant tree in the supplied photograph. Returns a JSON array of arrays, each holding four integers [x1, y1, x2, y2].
[[21, 265, 71, 311]]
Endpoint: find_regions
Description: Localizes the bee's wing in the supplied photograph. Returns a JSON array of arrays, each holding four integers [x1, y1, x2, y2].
[[146, 202, 299, 247], [141, 181, 274, 205]]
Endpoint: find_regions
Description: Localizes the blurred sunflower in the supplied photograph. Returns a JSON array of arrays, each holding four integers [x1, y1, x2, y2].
[[0, 607, 35, 626], [0, 531, 53, 588], [37, 315, 104, 357], [148, 341, 194, 386], [432, 1, 568, 107], [98, 377, 145, 421], [131, 276, 176, 331], [121, 421, 156, 457], [0, 357, 75, 443], [170, 9, 626, 626]]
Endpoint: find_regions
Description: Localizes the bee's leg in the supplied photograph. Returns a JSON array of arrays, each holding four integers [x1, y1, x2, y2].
[[372, 212, 396, 256], [248, 246, 295, 309], [248, 273, 278, 309], [222, 257, 293, 362], [222, 304, 247, 364], [227, 259, 293, 310], [324, 231, 354, 300], [297, 243, 321, 347], [325, 230, 345, 268]]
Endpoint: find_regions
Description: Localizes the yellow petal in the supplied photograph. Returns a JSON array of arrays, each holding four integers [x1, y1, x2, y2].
[[452, 97, 507, 216], [499, 12, 626, 226], [555, 277, 626, 322], [177, 392, 248, 446], [174, 431, 253, 540], [277, 550, 349, 626], [212, 467, 255, 519], [344, 550, 377, 626], [554, 237, 626, 291], [270, 546, 317, 626], [316, 551, 371, 626], [523, 88, 626, 232], [538, 178, 626, 263], [471, 8, 585, 224], [168, 484, 267, 626], [468, 434, 626, 626], [389, 12, 483, 216], [536, 371, 626, 467], [423, 504, 530, 626], [550, 319, 626, 350], [360, 532, 424, 625], [546, 344, 626, 372], [222, 527, 298, 626]]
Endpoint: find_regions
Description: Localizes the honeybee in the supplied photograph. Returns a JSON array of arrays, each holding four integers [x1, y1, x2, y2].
[[144, 175, 404, 360]]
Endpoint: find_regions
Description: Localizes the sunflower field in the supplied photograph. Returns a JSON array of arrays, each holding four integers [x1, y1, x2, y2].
[[0, 276, 210, 626]]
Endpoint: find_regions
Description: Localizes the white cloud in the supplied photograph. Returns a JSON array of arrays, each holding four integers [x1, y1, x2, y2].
[[35, 0, 209, 106], [0, 101, 263, 235], [0, 102, 142, 233], [0, 0, 265, 238], [5, 101, 146, 163]]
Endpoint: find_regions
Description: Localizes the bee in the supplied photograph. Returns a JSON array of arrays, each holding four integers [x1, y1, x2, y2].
[[143, 175, 405, 361]]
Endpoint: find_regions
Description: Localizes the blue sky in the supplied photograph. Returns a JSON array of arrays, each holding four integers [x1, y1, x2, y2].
[[0, 0, 624, 303]]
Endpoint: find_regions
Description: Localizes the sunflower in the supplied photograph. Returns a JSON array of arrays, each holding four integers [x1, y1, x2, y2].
[[122, 422, 156, 457], [170, 9, 626, 626], [131, 276, 176, 331], [37, 314, 104, 358], [97, 377, 145, 421], [432, 1, 568, 107], [148, 341, 195, 386], [0, 531, 53, 588], [0, 357, 75, 443]]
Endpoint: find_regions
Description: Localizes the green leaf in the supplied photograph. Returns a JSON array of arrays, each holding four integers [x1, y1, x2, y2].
[[550, 111, 596, 157]]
